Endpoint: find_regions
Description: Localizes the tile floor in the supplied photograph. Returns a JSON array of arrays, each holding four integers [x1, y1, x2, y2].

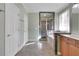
[[15, 41, 55, 56]]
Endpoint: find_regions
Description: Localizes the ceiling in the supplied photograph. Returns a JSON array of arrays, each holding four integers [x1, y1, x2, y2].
[[23, 3, 70, 13]]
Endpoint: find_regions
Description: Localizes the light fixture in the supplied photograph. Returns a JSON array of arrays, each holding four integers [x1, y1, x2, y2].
[[72, 4, 79, 8], [43, 14, 47, 16]]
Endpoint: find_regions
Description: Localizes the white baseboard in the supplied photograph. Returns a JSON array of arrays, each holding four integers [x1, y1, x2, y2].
[[14, 41, 29, 56]]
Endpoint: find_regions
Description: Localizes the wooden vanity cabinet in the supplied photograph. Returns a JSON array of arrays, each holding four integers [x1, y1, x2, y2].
[[60, 36, 69, 56], [69, 44, 79, 56], [68, 38, 77, 56], [60, 35, 79, 56]]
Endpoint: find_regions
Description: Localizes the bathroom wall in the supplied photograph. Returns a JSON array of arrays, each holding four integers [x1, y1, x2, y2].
[[28, 13, 39, 41], [71, 13, 79, 34]]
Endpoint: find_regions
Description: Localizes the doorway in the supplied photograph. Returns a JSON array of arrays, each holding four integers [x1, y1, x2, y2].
[[39, 12, 55, 41]]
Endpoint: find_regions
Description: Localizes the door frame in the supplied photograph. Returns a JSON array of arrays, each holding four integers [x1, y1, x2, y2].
[[39, 12, 55, 30], [39, 12, 55, 39]]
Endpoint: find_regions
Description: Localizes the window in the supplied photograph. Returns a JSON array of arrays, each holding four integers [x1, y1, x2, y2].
[[59, 10, 70, 32]]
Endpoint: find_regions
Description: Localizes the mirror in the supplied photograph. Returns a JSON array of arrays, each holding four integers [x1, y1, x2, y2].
[[71, 4, 79, 34]]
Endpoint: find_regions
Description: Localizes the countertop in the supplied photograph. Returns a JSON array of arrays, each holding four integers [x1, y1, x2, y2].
[[54, 31, 70, 34], [60, 34, 79, 40]]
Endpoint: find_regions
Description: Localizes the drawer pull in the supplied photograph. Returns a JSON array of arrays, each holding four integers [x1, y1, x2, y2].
[[7, 34, 11, 37]]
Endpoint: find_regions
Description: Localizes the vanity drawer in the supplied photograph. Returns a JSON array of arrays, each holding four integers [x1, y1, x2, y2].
[[68, 38, 76, 46], [62, 36, 69, 43], [76, 40, 79, 48]]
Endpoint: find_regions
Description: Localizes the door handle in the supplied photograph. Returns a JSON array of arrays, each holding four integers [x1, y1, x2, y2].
[[0, 10, 4, 12], [7, 34, 11, 37]]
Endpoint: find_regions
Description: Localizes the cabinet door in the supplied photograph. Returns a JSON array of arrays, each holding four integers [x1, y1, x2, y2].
[[69, 44, 79, 56], [60, 36, 69, 56], [75, 47, 79, 56], [60, 36, 63, 55]]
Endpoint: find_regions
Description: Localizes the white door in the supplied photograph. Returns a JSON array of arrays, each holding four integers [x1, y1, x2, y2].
[[0, 4, 5, 56], [5, 35, 14, 56], [5, 4, 20, 56]]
